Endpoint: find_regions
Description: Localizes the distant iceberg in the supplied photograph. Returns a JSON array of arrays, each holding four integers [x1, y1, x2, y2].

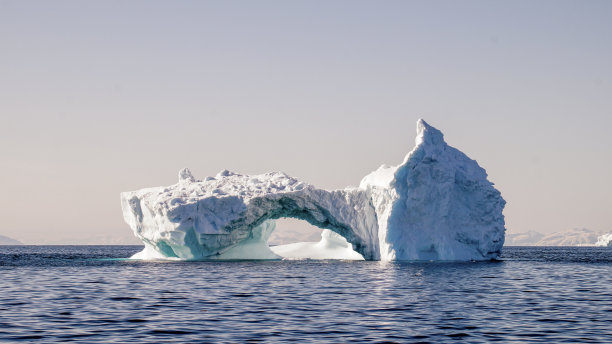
[[596, 233, 612, 247], [121, 119, 506, 261]]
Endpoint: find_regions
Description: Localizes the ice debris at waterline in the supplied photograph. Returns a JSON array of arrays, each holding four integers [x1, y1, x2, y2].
[[121, 119, 506, 261]]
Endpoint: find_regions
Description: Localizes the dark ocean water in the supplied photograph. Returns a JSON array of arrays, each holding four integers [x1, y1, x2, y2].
[[0, 246, 611, 343]]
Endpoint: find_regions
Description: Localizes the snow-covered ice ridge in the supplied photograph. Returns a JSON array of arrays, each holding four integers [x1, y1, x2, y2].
[[121, 119, 506, 261]]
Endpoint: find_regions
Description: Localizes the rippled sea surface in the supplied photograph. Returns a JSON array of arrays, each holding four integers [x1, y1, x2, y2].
[[1, 246, 611, 343]]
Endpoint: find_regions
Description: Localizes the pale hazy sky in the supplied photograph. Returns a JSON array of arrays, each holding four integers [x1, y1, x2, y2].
[[1, 0, 611, 244]]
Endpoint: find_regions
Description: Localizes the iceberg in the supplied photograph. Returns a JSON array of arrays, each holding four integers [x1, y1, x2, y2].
[[121, 119, 506, 261], [596, 233, 612, 247], [271, 229, 365, 260]]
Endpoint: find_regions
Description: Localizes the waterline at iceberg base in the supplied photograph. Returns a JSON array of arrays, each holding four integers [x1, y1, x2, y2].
[[121, 119, 506, 261]]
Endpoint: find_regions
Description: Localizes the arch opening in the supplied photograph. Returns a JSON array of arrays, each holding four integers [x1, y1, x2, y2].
[[268, 218, 322, 246], [237, 195, 370, 260]]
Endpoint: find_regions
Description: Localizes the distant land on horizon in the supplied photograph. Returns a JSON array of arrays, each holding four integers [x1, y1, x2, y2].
[[0, 234, 23, 245], [0, 232, 143, 246], [3, 228, 610, 247], [505, 228, 609, 246], [271, 225, 611, 248]]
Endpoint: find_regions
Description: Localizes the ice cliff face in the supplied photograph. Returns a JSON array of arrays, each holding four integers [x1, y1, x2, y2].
[[121, 119, 506, 261]]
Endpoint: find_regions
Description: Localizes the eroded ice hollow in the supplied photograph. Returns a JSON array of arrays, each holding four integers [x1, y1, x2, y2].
[[121, 120, 506, 261]]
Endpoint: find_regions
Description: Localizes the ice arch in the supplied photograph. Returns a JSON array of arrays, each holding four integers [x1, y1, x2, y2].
[[122, 171, 379, 260], [121, 119, 506, 261]]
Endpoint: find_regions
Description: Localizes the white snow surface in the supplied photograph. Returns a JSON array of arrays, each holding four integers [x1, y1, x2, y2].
[[121, 119, 506, 261]]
